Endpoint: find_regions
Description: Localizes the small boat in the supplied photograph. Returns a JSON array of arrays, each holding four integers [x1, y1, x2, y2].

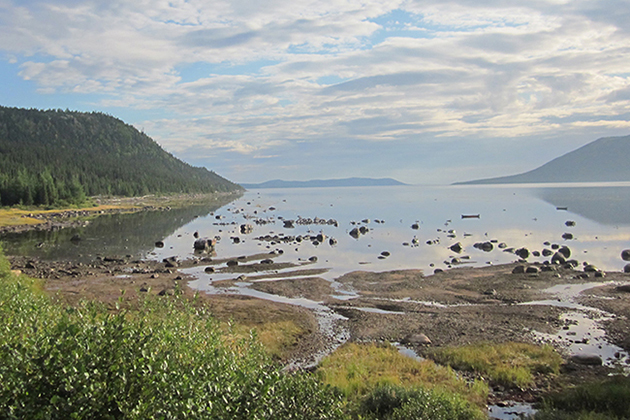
[[461, 214, 480, 219]]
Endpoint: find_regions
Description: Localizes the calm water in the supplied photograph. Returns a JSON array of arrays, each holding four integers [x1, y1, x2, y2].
[[3, 183, 630, 276]]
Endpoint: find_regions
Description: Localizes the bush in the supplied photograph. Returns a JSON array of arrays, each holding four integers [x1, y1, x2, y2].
[[0, 251, 347, 419], [359, 384, 485, 420]]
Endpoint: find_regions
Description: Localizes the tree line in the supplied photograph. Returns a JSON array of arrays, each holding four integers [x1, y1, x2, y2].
[[0, 106, 242, 206]]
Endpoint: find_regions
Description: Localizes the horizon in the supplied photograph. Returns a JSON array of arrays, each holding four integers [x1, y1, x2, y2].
[[1, 1, 629, 185]]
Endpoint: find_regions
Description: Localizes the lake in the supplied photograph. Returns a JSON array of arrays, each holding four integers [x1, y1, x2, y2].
[[3, 183, 630, 277]]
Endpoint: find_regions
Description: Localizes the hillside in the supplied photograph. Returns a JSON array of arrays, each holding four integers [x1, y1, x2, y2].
[[241, 177, 406, 189], [0, 106, 242, 206], [456, 134, 630, 184]]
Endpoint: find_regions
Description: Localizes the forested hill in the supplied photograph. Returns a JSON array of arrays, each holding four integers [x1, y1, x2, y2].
[[0, 106, 242, 206]]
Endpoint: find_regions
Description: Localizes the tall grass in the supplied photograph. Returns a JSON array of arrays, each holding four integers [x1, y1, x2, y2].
[[0, 249, 346, 419], [317, 342, 488, 420], [429, 342, 563, 388]]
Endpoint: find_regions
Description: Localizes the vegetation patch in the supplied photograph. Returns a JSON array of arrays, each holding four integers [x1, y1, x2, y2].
[[530, 376, 630, 420], [0, 249, 345, 419], [429, 342, 562, 388], [358, 384, 486, 420], [317, 342, 488, 407]]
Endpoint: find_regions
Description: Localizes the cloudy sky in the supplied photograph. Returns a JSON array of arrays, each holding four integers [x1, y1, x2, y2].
[[1, 0, 629, 184]]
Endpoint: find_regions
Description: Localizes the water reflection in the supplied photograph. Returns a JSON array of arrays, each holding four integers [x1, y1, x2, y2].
[[0, 196, 237, 262], [535, 184, 630, 226], [3, 184, 630, 274]]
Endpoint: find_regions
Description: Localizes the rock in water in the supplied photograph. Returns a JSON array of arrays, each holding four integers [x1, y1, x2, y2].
[[449, 242, 463, 253], [622, 249, 630, 261]]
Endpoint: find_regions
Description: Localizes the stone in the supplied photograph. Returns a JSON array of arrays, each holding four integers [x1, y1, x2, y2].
[[558, 246, 571, 259], [226, 260, 239, 267], [525, 266, 540, 274], [551, 252, 566, 265], [349, 227, 360, 239], [155, 241, 165, 248], [381, 251, 391, 257], [402, 333, 432, 346], [512, 265, 526, 274], [515, 248, 530, 259], [624, 263, 630, 273], [204, 266, 215, 273], [542, 249, 553, 257], [240, 224, 254, 234], [308, 256, 318, 262], [565, 220, 576, 227], [329, 238, 338, 246], [449, 242, 463, 253], [616, 284, 630, 292], [562, 232, 574, 240], [583, 264, 599, 273], [622, 249, 630, 262], [570, 354, 603, 366]]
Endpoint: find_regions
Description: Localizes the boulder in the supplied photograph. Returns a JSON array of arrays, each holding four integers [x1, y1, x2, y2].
[[402, 333, 432, 346], [570, 354, 603, 366], [155, 241, 165, 248], [624, 264, 630, 273], [349, 228, 360, 239], [562, 232, 574, 240], [515, 248, 530, 259], [512, 265, 526, 274], [616, 284, 630, 292], [240, 224, 254, 234], [558, 246, 571, 259], [449, 242, 463, 253], [622, 249, 630, 262], [551, 252, 566, 265], [194, 238, 216, 251]]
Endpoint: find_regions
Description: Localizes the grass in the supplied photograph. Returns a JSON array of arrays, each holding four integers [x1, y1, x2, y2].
[[317, 342, 488, 407], [429, 342, 563, 388]]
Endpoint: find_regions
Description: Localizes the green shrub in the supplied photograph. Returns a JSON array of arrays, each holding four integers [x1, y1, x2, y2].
[[0, 250, 346, 419], [359, 384, 485, 420]]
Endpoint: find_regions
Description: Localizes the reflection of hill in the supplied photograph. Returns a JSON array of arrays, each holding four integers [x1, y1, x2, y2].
[[536, 186, 630, 226], [1, 195, 237, 261]]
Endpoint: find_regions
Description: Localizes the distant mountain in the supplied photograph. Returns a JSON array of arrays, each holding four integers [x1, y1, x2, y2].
[[241, 177, 406, 189], [456, 135, 630, 184], [0, 106, 242, 206]]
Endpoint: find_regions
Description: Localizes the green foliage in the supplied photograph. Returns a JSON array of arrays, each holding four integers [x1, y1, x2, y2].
[[359, 384, 485, 420], [530, 376, 630, 420], [429, 342, 563, 388], [0, 106, 242, 207], [0, 250, 345, 419]]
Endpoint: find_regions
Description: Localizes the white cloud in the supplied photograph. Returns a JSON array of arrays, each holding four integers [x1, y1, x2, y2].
[[0, 0, 629, 182]]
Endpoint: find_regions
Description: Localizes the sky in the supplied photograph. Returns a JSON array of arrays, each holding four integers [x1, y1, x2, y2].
[[1, 0, 629, 185]]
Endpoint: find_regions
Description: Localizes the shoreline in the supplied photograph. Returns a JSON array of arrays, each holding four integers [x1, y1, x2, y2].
[[0, 191, 243, 234]]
